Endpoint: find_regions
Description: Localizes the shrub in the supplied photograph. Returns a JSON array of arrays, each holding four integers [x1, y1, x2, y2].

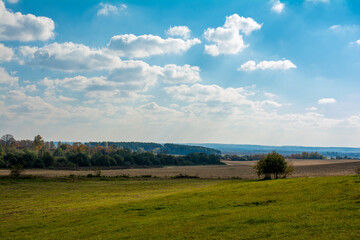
[[10, 164, 24, 178], [94, 168, 101, 177], [254, 151, 294, 179]]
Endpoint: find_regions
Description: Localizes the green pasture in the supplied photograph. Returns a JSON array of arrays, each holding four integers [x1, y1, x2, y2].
[[0, 175, 359, 239]]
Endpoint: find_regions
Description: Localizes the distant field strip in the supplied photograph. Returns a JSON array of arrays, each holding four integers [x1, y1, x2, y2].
[[0, 159, 359, 179], [0, 176, 359, 239]]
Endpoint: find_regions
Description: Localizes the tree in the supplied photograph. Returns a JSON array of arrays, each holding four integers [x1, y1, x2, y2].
[[33, 135, 44, 151], [254, 151, 294, 179], [1, 134, 15, 146]]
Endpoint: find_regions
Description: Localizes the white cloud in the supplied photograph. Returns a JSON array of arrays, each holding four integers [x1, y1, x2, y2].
[[107, 60, 161, 92], [164, 83, 254, 106], [356, 40, 360, 45], [0, 43, 13, 62], [38, 61, 202, 103], [329, 24, 359, 34], [223, 14, 262, 35], [166, 26, 191, 39], [204, 27, 248, 56], [204, 14, 261, 56], [264, 92, 276, 99], [0, 66, 18, 85], [160, 64, 201, 84], [0, 0, 55, 41], [58, 95, 77, 102], [260, 100, 282, 108], [238, 60, 296, 71], [24, 84, 37, 92], [271, 0, 285, 13], [318, 98, 336, 104], [19, 42, 122, 72], [45, 75, 109, 92], [107, 34, 201, 58], [138, 102, 182, 117], [97, 3, 127, 16], [306, 107, 318, 111]]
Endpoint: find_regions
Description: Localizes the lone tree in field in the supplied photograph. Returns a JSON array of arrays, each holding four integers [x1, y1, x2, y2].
[[254, 151, 294, 179]]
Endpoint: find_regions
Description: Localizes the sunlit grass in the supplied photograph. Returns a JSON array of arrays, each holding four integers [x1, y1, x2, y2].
[[0, 175, 359, 239]]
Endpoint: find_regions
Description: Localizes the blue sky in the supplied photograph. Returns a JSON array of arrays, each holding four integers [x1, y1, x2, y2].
[[0, 0, 359, 146]]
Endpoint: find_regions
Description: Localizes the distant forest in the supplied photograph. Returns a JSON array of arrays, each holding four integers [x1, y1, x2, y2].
[[0, 134, 222, 169], [88, 142, 221, 155], [223, 152, 326, 161]]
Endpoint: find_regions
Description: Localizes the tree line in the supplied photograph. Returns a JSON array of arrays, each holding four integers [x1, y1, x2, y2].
[[0, 134, 222, 169], [88, 142, 221, 155], [223, 151, 327, 161]]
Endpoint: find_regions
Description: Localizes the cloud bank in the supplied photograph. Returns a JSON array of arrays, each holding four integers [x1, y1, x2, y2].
[[108, 34, 201, 58]]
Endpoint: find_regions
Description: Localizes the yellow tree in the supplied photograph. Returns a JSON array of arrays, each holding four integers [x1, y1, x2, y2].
[[33, 135, 44, 151]]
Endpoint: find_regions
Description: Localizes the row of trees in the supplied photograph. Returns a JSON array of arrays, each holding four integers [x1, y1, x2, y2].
[[88, 142, 221, 155], [0, 135, 222, 169], [288, 152, 325, 159], [223, 151, 327, 161], [222, 154, 266, 161]]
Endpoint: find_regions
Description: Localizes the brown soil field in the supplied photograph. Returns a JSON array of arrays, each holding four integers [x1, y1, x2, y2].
[[0, 159, 359, 179]]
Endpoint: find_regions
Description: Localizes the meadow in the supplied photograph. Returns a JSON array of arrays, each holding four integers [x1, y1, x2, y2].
[[1, 175, 359, 239]]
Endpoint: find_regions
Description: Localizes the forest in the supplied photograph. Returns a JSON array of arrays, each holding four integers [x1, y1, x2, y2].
[[0, 134, 222, 169], [88, 142, 221, 155]]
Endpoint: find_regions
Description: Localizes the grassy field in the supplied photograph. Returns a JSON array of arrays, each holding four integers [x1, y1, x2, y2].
[[0, 175, 359, 239]]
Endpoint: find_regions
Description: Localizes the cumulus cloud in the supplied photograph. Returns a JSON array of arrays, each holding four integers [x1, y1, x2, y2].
[[107, 34, 201, 58], [166, 26, 191, 39], [39, 61, 202, 103], [6, 90, 55, 116], [107, 60, 162, 92], [318, 98, 336, 104], [159, 64, 201, 84], [223, 14, 262, 35], [0, 66, 18, 85], [0, 0, 55, 41], [19, 42, 122, 72], [238, 60, 296, 71], [204, 28, 248, 56], [97, 2, 127, 16], [356, 40, 360, 45], [271, 0, 285, 13], [164, 84, 254, 106], [204, 14, 261, 56], [0, 43, 13, 62]]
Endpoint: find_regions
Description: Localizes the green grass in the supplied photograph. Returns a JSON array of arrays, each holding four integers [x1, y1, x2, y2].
[[0, 175, 359, 239]]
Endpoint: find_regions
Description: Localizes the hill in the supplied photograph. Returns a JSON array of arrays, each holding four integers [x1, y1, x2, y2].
[[87, 142, 221, 155], [188, 143, 360, 158]]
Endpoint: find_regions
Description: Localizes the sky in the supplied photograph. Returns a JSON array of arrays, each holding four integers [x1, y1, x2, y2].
[[0, 0, 359, 147]]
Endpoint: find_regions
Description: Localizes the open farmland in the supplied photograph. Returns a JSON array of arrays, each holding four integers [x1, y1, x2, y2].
[[0, 159, 359, 179], [0, 175, 359, 240]]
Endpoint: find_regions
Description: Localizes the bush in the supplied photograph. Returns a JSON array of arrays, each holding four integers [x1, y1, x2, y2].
[[254, 151, 294, 179], [10, 164, 24, 178]]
